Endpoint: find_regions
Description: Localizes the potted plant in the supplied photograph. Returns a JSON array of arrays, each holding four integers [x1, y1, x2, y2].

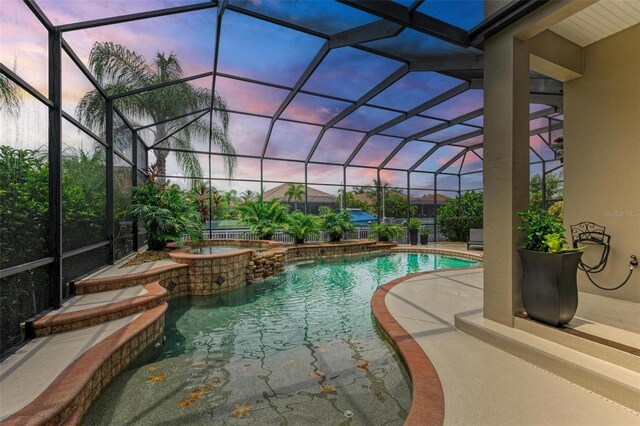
[[407, 218, 420, 245], [284, 211, 319, 244], [318, 207, 354, 242], [419, 227, 430, 245], [517, 207, 583, 326], [370, 223, 402, 242]]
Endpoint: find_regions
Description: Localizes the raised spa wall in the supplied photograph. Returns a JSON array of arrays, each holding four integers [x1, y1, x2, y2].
[[168, 239, 394, 293]]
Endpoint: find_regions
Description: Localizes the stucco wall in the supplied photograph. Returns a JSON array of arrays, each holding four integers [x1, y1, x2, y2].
[[564, 24, 640, 302]]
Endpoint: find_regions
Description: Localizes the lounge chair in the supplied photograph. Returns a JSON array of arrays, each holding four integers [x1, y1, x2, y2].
[[467, 228, 483, 250]]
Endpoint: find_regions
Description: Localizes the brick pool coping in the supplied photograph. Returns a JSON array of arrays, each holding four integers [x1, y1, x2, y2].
[[5, 244, 483, 425], [371, 253, 484, 426], [3, 303, 167, 426], [31, 282, 167, 337]]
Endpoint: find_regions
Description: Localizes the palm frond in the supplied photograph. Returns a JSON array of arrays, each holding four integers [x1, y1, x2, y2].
[[89, 42, 152, 89], [76, 89, 107, 135], [0, 73, 21, 115], [171, 135, 204, 182], [177, 118, 236, 177], [154, 52, 183, 82]]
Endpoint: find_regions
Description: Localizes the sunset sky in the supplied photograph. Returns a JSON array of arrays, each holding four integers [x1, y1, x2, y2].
[[0, 0, 561, 195]]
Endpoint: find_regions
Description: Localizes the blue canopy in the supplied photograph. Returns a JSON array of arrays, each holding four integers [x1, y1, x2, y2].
[[347, 209, 377, 226]]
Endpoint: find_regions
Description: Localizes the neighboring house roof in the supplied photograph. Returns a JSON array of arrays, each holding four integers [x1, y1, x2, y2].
[[262, 183, 336, 203], [353, 192, 375, 204], [353, 191, 450, 205], [410, 194, 451, 204]]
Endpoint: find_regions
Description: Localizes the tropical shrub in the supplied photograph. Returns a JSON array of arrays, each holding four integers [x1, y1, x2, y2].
[[437, 191, 483, 241], [407, 217, 421, 230], [284, 211, 319, 244], [0, 146, 107, 353], [370, 223, 402, 242], [318, 206, 354, 242], [530, 173, 563, 205], [62, 148, 107, 250], [131, 175, 203, 250], [384, 190, 416, 218], [192, 183, 211, 224], [0, 146, 49, 269], [235, 193, 288, 240], [419, 227, 430, 237], [547, 201, 564, 222], [517, 206, 565, 252]]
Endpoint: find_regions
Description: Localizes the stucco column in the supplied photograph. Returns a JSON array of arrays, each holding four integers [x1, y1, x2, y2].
[[482, 34, 530, 326]]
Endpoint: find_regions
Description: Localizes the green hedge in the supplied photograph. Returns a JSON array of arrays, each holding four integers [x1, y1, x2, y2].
[[438, 216, 483, 242], [437, 191, 483, 242]]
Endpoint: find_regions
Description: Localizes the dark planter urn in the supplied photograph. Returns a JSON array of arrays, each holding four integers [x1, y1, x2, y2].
[[409, 229, 418, 245], [420, 235, 429, 245], [518, 249, 583, 327]]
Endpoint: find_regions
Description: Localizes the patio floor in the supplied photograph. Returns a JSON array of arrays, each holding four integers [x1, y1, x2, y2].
[[383, 268, 639, 425]]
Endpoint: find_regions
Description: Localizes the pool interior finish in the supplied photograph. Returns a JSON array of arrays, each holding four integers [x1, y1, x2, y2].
[[85, 253, 479, 425]]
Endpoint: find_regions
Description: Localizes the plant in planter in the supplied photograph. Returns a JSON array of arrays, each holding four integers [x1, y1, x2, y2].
[[319, 207, 354, 243], [284, 211, 320, 244], [517, 206, 583, 326], [407, 218, 421, 245], [419, 227, 430, 245], [131, 173, 203, 251], [370, 223, 402, 242], [235, 193, 288, 240]]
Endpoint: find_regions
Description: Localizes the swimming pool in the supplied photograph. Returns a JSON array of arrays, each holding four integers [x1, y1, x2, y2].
[[85, 252, 479, 425]]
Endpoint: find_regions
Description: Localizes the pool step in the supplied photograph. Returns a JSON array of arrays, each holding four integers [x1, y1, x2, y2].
[[456, 312, 640, 411], [514, 314, 640, 373], [28, 282, 166, 337], [73, 262, 187, 294], [1, 303, 167, 425]]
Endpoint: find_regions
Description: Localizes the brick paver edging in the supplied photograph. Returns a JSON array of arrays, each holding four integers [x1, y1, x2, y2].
[[371, 265, 483, 426], [2, 303, 167, 426], [31, 282, 167, 337]]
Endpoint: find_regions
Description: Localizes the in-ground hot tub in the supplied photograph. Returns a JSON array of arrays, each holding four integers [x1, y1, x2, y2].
[[168, 239, 286, 296]]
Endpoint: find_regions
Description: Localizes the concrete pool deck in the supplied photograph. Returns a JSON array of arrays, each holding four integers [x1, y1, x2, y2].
[[377, 268, 639, 425]]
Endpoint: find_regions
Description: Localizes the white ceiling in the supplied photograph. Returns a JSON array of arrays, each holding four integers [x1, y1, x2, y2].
[[550, 0, 640, 47]]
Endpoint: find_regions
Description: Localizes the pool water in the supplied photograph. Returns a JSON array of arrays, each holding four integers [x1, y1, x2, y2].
[[190, 245, 261, 255], [85, 253, 478, 425]]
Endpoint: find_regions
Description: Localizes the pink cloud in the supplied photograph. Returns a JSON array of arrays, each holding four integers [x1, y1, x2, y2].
[[216, 76, 289, 116], [351, 135, 402, 167], [312, 129, 364, 163], [1, 0, 49, 94], [265, 121, 322, 160]]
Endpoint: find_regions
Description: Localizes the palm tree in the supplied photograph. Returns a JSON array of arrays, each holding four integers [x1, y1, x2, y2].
[[0, 73, 21, 115], [223, 189, 238, 206], [337, 188, 354, 209], [284, 183, 304, 211], [76, 42, 235, 184], [239, 190, 255, 203]]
